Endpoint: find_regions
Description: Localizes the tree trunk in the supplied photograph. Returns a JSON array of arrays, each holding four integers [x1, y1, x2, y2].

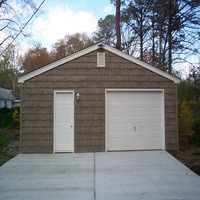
[[168, 0, 172, 74], [152, 13, 155, 66], [116, 0, 121, 50], [140, 9, 143, 61], [159, 24, 163, 69]]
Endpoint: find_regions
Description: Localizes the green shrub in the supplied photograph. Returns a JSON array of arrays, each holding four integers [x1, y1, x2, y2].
[[0, 131, 14, 148], [0, 107, 20, 128], [12, 107, 20, 128], [195, 137, 200, 147], [190, 102, 200, 135], [178, 100, 193, 136], [0, 107, 11, 127]]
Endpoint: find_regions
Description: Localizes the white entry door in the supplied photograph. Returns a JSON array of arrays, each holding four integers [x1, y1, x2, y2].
[[106, 90, 165, 151], [54, 91, 74, 153]]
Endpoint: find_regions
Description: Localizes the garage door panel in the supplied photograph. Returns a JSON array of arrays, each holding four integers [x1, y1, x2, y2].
[[123, 122, 134, 132], [149, 108, 160, 116], [109, 125, 120, 132], [106, 91, 164, 151], [108, 139, 121, 149], [109, 116, 121, 122], [108, 107, 121, 116], [124, 116, 134, 121], [135, 117, 147, 123], [136, 123, 147, 132], [123, 108, 134, 117], [109, 124, 121, 132], [135, 101, 147, 106], [148, 138, 162, 148], [135, 108, 147, 117], [149, 102, 159, 108], [149, 117, 159, 123], [149, 123, 161, 131]]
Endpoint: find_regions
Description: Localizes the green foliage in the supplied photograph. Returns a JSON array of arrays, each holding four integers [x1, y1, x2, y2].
[[0, 55, 13, 90], [193, 135, 200, 147], [93, 15, 116, 46], [178, 80, 200, 102], [0, 107, 20, 128], [12, 107, 20, 128], [0, 107, 10, 127], [178, 66, 200, 142], [0, 48, 20, 90], [178, 100, 193, 136], [190, 101, 200, 135], [0, 131, 14, 148], [0, 129, 16, 166], [178, 98, 200, 140]]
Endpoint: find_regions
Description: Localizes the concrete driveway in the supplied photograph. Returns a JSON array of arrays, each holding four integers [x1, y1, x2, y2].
[[0, 151, 200, 200]]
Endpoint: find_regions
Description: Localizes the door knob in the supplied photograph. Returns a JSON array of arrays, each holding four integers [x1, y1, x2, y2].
[[134, 126, 136, 131]]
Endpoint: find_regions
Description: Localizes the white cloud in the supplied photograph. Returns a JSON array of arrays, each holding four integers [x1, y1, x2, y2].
[[32, 5, 98, 49], [104, 5, 113, 13]]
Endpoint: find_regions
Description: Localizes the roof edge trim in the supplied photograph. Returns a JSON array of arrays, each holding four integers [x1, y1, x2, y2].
[[18, 43, 180, 84], [104, 45, 180, 84], [18, 44, 99, 83]]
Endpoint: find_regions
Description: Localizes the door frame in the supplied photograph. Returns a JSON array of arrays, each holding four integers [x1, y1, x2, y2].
[[105, 89, 165, 152], [53, 90, 74, 153]]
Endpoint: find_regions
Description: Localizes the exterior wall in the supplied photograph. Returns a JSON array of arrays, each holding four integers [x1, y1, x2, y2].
[[20, 50, 178, 153], [13, 101, 20, 107], [0, 99, 12, 108]]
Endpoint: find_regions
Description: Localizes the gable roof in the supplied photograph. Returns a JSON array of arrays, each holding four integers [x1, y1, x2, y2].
[[0, 87, 15, 101], [11, 91, 20, 100], [18, 43, 180, 84]]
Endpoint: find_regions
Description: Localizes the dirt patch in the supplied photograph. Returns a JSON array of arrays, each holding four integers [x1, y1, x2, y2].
[[0, 129, 19, 166], [168, 136, 200, 176], [3, 139, 19, 155], [2, 129, 19, 155]]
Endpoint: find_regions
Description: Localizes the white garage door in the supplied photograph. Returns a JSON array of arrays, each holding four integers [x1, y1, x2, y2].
[[106, 90, 165, 151]]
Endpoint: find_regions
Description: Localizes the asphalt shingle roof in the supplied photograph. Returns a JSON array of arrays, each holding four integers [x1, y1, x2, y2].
[[0, 87, 15, 100], [11, 91, 20, 100]]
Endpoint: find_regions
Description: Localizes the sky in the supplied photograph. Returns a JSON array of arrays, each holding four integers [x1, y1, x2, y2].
[[27, 0, 115, 49]]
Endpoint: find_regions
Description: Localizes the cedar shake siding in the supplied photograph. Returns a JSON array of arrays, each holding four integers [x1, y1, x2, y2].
[[20, 49, 179, 153]]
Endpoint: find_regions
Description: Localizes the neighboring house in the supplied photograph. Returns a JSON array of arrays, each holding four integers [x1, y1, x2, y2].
[[0, 87, 20, 108], [0, 87, 15, 108], [11, 91, 20, 107], [18, 43, 180, 153]]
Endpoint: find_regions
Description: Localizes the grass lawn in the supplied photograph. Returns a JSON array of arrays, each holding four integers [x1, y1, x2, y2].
[[0, 129, 17, 166]]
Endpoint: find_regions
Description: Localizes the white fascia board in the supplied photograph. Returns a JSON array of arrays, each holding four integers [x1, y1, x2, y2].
[[104, 45, 180, 84], [18, 44, 99, 83]]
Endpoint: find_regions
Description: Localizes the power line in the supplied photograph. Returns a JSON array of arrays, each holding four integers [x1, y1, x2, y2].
[[0, 0, 45, 56]]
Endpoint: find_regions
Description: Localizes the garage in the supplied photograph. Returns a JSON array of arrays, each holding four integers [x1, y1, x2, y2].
[[19, 43, 179, 153], [106, 89, 165, 151]]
